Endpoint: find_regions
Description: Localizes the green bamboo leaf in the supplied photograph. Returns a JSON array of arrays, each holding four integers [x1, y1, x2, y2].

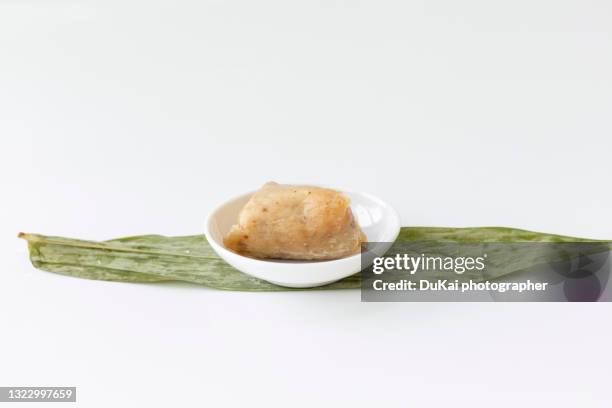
[[18, 228, 612, 291]]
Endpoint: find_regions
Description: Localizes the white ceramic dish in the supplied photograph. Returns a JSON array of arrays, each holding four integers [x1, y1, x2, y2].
[[205, 189, 401, 288]]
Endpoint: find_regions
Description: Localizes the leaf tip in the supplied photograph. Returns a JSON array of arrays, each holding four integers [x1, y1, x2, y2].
[[17, 232, 35, 241]]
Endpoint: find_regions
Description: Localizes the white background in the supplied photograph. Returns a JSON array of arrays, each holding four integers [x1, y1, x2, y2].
[[1, 1, 611, 406]]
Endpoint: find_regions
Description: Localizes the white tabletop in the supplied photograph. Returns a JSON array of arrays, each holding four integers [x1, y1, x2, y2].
[[1, 1, 611, 406]]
